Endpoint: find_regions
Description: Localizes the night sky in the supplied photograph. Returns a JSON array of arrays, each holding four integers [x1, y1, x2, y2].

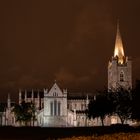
[[0, 0, 140, 100]]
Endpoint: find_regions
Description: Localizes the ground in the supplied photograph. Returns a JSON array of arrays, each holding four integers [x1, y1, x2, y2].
[[0, 125, 140, 140], [59, 133, 140, 140]]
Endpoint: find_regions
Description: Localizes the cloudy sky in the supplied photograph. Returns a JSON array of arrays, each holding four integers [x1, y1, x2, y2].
[[0, 0, 140, 100]]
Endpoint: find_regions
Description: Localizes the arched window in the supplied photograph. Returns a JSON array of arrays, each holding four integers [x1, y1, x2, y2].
[[120, 71, 124, 82]]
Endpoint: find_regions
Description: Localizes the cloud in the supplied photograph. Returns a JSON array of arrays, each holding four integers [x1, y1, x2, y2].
[[67, 1, 113, 52], [54, 68, 90, 86]]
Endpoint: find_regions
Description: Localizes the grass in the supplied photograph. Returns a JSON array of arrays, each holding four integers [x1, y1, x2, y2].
[[0, 126, 140, 139], [59, 133, 140, 140]]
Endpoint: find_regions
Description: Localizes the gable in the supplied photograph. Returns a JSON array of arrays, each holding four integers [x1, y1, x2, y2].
[[48, 83, 63, 97]]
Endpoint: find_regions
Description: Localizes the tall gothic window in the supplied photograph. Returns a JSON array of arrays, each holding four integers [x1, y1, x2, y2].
[[54, 100, 57, 116], [58, 102, 61, 116], [50, 100, 61, 116], [50, 102, 53, 116], [120, 71, 124, 82]]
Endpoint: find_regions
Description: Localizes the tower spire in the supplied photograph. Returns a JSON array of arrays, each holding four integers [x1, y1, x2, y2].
[[7, 93, 11, 108], [114, 21, 125, 64]]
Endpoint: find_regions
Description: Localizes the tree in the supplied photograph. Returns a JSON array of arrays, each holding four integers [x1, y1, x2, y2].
[[87, 87, 132, 126], [131, 80, 140, 123], [109, 87, 132, 125], [30, 103, 36, 126], [87, 93, 113, 126], [12, 101, 36, 126]]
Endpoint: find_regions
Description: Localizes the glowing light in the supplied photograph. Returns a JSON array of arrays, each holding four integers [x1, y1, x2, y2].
[[111, 116, 118, 124], [114, 22, 125, 64]]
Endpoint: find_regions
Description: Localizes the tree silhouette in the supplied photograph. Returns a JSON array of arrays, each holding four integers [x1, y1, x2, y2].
[[87, 93, 113, 126], [109, 87, 132, 125], [12, 101, 36, 126], [87, 87, 132, 126], [131, 80, 140, 123]]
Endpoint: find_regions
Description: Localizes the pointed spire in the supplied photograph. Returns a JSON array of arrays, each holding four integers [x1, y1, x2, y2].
[[86, 94, 89, 109], [114, 20, 125, 64], [19, 89, 22, 104], [7, 93, 11, 108]]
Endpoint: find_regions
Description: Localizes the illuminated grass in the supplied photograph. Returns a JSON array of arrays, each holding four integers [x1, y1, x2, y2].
[[59, 133, 140, 140]]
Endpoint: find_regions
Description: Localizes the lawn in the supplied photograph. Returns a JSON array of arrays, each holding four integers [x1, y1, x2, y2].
[[59, 133, 140, 140], [0, 125, 140, 139]]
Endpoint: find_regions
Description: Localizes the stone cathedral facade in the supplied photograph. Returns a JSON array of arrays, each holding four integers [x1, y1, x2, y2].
[[0, 23, 132, 127], [0, 83, 98, 127]]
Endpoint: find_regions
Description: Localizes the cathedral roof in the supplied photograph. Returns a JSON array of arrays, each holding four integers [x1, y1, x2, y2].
[[67, 92, 95, 100], [48, 82, 64, 96]]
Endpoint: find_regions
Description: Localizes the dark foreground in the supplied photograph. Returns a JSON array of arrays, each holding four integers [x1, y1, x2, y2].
[[0, 125, 140, 140]]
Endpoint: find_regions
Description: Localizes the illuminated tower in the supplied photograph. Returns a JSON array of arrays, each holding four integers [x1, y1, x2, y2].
[[108, 23, 132, 90]]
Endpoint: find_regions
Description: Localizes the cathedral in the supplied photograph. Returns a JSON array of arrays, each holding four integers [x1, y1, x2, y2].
[[0, 22, 132, 127]]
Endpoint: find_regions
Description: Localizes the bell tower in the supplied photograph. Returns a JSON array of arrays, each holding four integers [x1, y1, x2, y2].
[[108, 22, 132, 90]]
